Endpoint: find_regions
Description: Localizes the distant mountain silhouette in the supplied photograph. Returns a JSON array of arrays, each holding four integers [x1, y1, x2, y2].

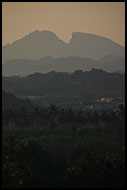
[[2, 55, 125, 76], [2, 30, 125, 63], [2, 69, 125, 107]]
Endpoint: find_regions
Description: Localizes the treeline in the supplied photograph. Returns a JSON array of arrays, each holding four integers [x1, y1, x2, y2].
[[2, 105, 125, 188], [2, 104, 125, 132]]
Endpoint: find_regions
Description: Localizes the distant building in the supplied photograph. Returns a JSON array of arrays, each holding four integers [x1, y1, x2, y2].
[[97, 97, 112, 103]]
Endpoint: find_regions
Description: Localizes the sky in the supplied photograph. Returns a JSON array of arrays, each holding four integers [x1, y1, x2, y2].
[[2, 2, 125, 46]]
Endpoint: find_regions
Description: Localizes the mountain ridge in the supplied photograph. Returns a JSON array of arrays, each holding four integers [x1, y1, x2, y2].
[[2, 55, 125, 76], [3, 30, 124, 47], [2, 30, 125, 64]]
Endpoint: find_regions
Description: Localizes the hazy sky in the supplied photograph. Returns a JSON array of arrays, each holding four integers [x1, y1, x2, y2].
[[2, 2, 125, 46]]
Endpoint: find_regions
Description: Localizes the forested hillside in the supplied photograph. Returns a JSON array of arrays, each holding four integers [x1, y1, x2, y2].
[[2, 69, 125, 107], [2, 105, 125, 188]]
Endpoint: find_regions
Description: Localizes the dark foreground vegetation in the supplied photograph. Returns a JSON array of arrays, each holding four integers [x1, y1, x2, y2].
[[2, 105, 125, 188]]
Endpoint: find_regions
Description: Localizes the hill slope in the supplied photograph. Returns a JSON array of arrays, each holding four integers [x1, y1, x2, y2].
[[2, 91, 32, 110]]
